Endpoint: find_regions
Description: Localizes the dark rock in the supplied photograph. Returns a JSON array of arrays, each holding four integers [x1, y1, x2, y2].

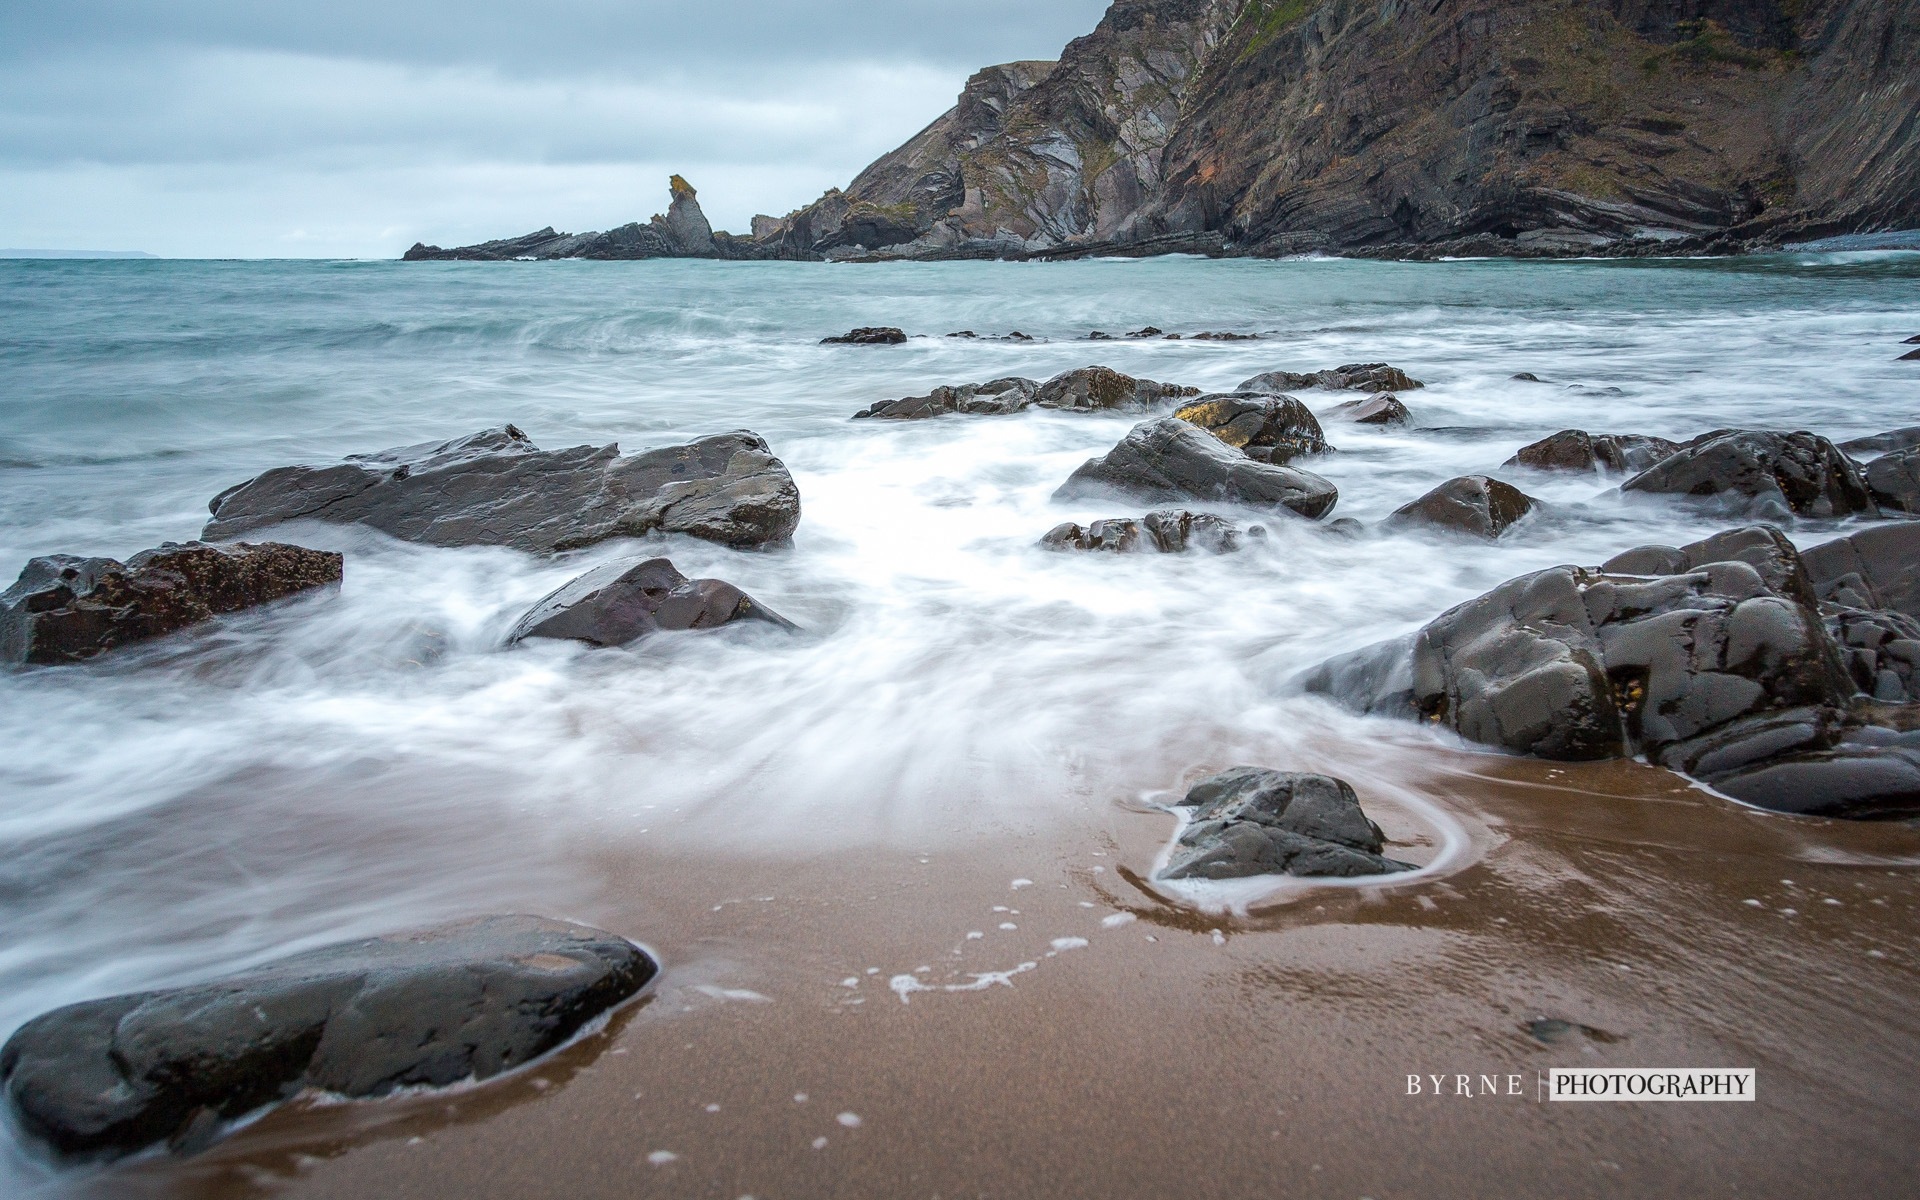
[[1241, 363, 1423, 393], [1658, 710, 1920, 818], [507, 557, 795, 647], [1802, 523, 1920, 619], [1906, 335, 1920, 345], [403, 176, 736, 262], [1838, 427, 1920, 458], [1189, 331, 1259, 341], [0, 916, 655, 1159], [1053, 417, 1338, 519], [1602, 525, 1819, 607], [1511, 372, 1544, 382], [1507, 429, 1681, 475], [1322, 395, 1411, 427], [1160, 768, 1414, 881], [1385, 476, 1536, 539], [202, 426, 800, 552], [821, 327, 907, 345], [1040, 509, 1250, 554], [1126, 326, 1162, 338], [1, 541, 342, 666], [1865, 447, 1920, 514], [1821, 604, 1920, 702], [1031, 366, 1198, 413], [1087, 330, 1114, 340], [1621, 430, 1875, 519], [853, 377, 1038, 419], [1900, 348, 1920, 362], [1171, 392, 1331, 463]]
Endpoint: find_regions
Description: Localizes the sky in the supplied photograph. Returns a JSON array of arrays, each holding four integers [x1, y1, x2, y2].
[[0, 1, 1111, 258]]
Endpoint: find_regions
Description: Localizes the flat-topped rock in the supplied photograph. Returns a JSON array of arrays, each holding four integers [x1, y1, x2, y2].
[[1040, 510, 1252, 554], [1031, 366, 1198, 413], [1172, 393, 1331, 463], [203, 426, 800, 552], [1240, 363, 1423, 393], [1507, 429, 1681, 475], [1053, 418, 1338, 519], [508, 557, 795, 647], [1, 541, 341, 665], [1385, 476, 1536, 539], [853, 377, 1037, 419], [1621, 429, 1874, 519], [1160, 768, 1414, 880]]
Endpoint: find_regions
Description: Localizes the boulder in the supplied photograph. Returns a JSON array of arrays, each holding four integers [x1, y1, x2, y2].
[[1507, 429, 1681, 475], [1322, 395, 1411, 426], [1385, 476, 1537, 539], [1620, 429, 1875, 519], [853, 377, 1038, 419], [1052, 418, 1339, 519], [1031, 366, 1198, 413], [202, 426, 800, 552], [1802, 523, 1920, 618], [1602, 524, 1819, 605], [1240, 363, 1423, 393], [1040, 510, 1252, 554], [821, 327, 906, 345], [1, 541, 342, 666], [1171, 392, 1332, 463], [1160, 768, 1414, 880], [1902, 349, 1920, 362], [1822, 604, 1920, 702], [0, 916, 655, 1159], [1865, 447, 1920, 514], [507, 557, 795, 647], [1837, 427, 1920, 458]]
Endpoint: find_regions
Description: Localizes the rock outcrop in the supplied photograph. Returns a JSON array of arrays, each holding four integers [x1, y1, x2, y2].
[[402, 176, 769, 262], [1242, 364, 1423, 393], [1172, 392, 1331, 462], [203, 426, 801, 552], [854, 377, 1038, 419], [1053, 417, 1338, 517], [1, 916, 655, 1158], [1160, 768, 1414, 880], [1385, 476, 1537, 539], [1508, 429, 1682, 474], [1040, 509, 1253, 553], [507, 557, 795, 647], [1802, 523, 1920, 618], [1, 542, 342, 665], [1621, 429, 1875, 518]]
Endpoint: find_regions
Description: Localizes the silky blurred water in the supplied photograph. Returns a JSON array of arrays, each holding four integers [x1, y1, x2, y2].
[[1, 252, 1917, 1185]]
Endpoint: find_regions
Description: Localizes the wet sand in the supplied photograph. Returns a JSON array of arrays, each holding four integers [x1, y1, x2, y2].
[[77, 739, 1920, 1200]]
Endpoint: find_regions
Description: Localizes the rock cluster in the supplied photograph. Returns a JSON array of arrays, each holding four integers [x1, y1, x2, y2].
[[1241, 364, 1423, 394], [822, 327, 907, 345], [854, 377, 1037, 419], [852, 367, 1193, 420], [1053, 417, 1338, 519], [1508, 429, 1681, 475], [1160, 768, 1414, 881], [1040, 510, 1252, 554], [508, 557, 795, 647], [1621, 429, 1873, 518]]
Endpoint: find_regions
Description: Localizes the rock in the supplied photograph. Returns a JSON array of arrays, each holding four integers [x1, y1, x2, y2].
[[1241, 364, 1423, 393], [1620, 430, 1875, 519], [1507, 429, 1681, 475], [507, 557, 795, 647], [202, 426, 800, 552], [1188, 331, 1259, 341], [1171, 392, 1331, 463], [1322, 395, 1411, 426], [1159, 769, 1414, 881], [1802, 523, 1920, 619], [1031, 366, 1198, 413], [1821, 604, 1920, 702], [1, 542, 342, 666], [1901, 348, 1920, 362], [1040, 510, 1251, 554], [1602, 525, 1818, 606], [853, 377, 1038, 419], [1837, 427, 1920, 458], [0, 916, 655, 1159], [404, 176, 737, 262], [1865, 447, 1920, 514], [1385, 476, 1536, 539], [1511, 372, 1544, 382], [1907, 335, 1920, 345], [1657, 709, 1920, 818], [821, 327, 907, 345], [1127, 326, 1162, 338], [1053, 418, 1338, 519]]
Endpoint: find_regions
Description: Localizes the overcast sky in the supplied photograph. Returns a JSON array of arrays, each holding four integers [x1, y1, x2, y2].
[[0, 1, 1110, 258]]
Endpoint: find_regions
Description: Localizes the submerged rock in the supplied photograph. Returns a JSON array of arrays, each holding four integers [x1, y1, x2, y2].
[[1621, 430, 1874, 519], [1240, 364, 1423, 393], [821, 327, 907, 345], [0, 916, 655, 1159], [1040, 510, 1252, 554], [1507, 429, 1681, 475], [1385, 476, 1537, 539], [1160, 768, 1414, 881], [203, 426, 801, 552], [1172, 392, 1331, 463], [1322, 395, 1411, 426], [1053, 418, 1338, 519], [1031, 366, 1198, 413], [853, 377, 1038, 419], [1, 541, 342, 666], [507, 557, 795, 647], [1864, 447, 1920, 515]]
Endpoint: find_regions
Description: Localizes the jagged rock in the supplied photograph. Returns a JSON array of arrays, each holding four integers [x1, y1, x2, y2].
[[1802, 523, 1920, 619], [821, 327, 907, 345], [1507, 429, 1681, 475], [1838, 427, 1920, 458], [1323, 395, 1412, 426], [202, 426, 800, 552], [654, 175, 715, 255], [1901, 349, 1920, 362], [1188, 331, 1259, 341], [1, 542, 342, 665], [1053, 417, 1338, 519], [853, 377, 1037, 419], [1160, 768, 1414, 881], [1127, 326, 1163, 338], [1241, 364, 1423, 393], [1385, 476, 1536, 539], [0, 916, 654, 1158], [1621, 430, 1875, 518], [507, 557, 795, 647], [404, 176, 736, 261], [1865, 447, 1920, 514], [1031, 366, 1198, 413], [1172, 392, 1331, 463], [1823, 605, 1920, 702], [1039, 510, 1251, 554]]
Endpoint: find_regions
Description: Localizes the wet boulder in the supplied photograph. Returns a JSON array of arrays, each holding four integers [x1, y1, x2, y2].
[[1171, 392, 1332, 463], [1602, 524, 1819, 605], [0, 916, 655, 1159], [203, 426, 801, 552], [1240, 363, 1423, 393], [1040, 510, 1252, 554], [1, 541, 342, 666], [1864, 447, 1920, 515], [1053, 418, 1339, 519], [1322, 395, 1411, 426], [1837, 427, 1920, 458], [1656, 709, 1920, 818], [507, 557, 795, 647], [1802, 523, 1920, 618], [1620, 430, 1874, 519], [821, 327, 906, 345], [1031, 366, 1198, 413], [1385, 476, 1537, 539], [1160, 769, 1414, 880], [853, 377, 1037, 419], [1507, 430, 1681, 475]]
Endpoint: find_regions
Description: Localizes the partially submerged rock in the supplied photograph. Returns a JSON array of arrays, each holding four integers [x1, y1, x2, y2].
[[1322, 395, 1411, 426], [203, 426, 800, 552], [1507, 429, 1680, 475], [1160, 768, 1414, 880], [1171, 392, 1332, 463], [1241, 363, 1423, 393], [1837, 427, 1920, 458], [1031, 366, 1198, 413], [854, 377, 1037, 419], [0, 916, 655, 1159], [1864, 447, 1920, 515], [1040, 510, 1252, 554], [821, 327, 906, 345], [1385, 476, 1536, 539], [507, 557, 794, 647], [1621, 430, 1875, 519], [1, 541, 342, 666], [1053, 418, 1338, 519]]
